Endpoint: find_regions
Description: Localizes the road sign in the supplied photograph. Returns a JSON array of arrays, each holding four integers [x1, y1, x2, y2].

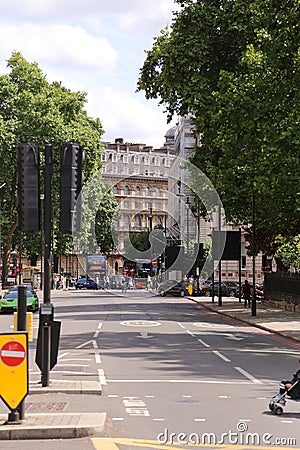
[[0, 341, 26, 366], [0, 333, 28, 410]]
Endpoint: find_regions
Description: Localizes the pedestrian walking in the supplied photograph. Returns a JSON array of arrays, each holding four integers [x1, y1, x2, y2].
[[242, 279, 251, 308]]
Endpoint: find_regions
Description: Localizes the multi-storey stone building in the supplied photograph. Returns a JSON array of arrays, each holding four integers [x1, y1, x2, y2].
[[101, 137, 175, 274]]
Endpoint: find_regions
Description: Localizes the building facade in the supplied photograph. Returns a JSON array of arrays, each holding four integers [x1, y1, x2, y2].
[[101, 138, 175, 274]]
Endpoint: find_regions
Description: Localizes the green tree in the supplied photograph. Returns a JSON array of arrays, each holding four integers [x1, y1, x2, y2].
[[0, 52, 107, 284], [137, 0, 300, 255]]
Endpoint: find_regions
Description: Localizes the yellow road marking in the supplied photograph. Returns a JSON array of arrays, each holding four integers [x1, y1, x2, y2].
[[91, 437, 300, 450]]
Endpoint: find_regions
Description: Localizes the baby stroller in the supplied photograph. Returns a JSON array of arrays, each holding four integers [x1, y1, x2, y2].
[[269, 375, 300, 415]]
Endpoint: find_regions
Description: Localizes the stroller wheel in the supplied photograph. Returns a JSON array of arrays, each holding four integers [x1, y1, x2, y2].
[[273, 406, 283, 415]]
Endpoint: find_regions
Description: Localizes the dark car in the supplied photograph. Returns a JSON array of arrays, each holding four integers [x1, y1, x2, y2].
[[75, 277, 98, 290], [201, 281, 238, 297], [158, 280, 188, 297]]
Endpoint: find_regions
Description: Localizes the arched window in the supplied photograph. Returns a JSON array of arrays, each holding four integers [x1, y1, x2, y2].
[[155, 188, 161, 197], [146, 187, 151, 196], [135, 186, 141, 196], [113, 185, 118, 195], [124, 185, 129, 195]]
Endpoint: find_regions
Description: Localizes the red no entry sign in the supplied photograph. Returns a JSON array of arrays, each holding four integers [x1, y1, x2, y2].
[[0, 341, 26, 367]]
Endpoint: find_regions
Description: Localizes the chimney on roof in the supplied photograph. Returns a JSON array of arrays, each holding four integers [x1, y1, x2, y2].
[[115, 137, 124, 144]]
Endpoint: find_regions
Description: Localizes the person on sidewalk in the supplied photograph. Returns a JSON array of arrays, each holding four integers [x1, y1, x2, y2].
[[242, 280, 251, 308]]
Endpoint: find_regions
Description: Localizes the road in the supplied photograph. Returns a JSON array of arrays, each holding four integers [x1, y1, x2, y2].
[[0, 288, 299, 449]]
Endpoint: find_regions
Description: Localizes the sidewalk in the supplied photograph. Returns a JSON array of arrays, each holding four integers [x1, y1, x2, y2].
[[0, 379, 106, 440], [188, 295, 300, 344]]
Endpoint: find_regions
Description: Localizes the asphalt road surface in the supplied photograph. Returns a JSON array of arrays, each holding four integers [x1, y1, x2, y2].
[[0, 288, 299, 450]]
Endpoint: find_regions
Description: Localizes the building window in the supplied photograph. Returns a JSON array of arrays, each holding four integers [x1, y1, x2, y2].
[[134, 155, 139, 164], [154, 158, 160, 167], [165, 158, 170, 167], [101, 154, 106, 161], [124, 215, 130, 228], [135, 215, 141, 228], [124, 185, 129, 195], [124, 200, 129, 209], [113, 185, 118, 195], [112, 154, 118, 162], [135, 186, 141, 196], [156, 202, 161, 210], [155, 188, 161, 197], [241, 256, 247, 269], [101, 167, 106, 173], [144, 156, 150, 166], [146, 187, 151, 196], [123, 155, 128, 163], [135, 201, 142, 209]]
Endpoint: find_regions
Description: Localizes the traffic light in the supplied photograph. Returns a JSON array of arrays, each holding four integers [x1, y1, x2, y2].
[[17, 143, 40, 231], [59, 143, 84, 232]]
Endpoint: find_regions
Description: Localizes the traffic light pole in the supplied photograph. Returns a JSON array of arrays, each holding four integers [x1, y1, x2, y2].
[[41, 144, 52, 387]]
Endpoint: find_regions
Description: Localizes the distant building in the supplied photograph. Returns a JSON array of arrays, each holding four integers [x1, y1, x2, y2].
[[101, 138, 175, 274]]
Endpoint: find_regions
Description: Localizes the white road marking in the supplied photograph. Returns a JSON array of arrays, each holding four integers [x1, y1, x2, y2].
[[108, 395, 118, 398], [94, 331, 100, 338], [235, 366, 261, 384], [213, 350, 231, 362], [107, 379, 254, 384], [145, 395, 154, 398], [186, 330, 196, 337], [92, 340, 98, 349], [153, 418, 164, 421], [112, 417, 124, 421], [98, 368, 107, 385], [197, 338, 210, 348], [58, 352, 69, 359], [95, 353, 101, 364], [177, 323, 186, 329], [120, 320, 161, 327], [76, 340, 94, 349], [281, 420, 294, 423], [182, 395, 192, 398], [193, 322, 234, 329], [194, 418, 206, 422], [59, 358, 92, 362], [98, 322, 103, 330]]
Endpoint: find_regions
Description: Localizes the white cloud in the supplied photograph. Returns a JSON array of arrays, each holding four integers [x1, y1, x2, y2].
[[87, 86, 176, 148], [0, 23, 117, 73], [0, 0, 179, 31]]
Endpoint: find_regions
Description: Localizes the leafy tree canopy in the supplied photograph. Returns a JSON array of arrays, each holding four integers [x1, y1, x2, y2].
[[0, 52, 109, 281], [137, 0, 300, 256]]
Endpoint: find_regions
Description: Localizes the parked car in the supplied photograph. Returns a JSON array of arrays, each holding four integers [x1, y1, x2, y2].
[[109, 275, 126, 289], [158, 280, 189, 297], [0, 290, 39, 313], [201, 281, 238, 297], [75, 277, 98, 290]]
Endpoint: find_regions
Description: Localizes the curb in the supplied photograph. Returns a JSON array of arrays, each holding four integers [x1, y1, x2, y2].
[[0, 412, 106, 440], [189, 297, 300, 344], [29, 380, 102, 395]]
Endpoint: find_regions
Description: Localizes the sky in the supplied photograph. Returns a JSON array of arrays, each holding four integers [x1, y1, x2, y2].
[[0, 0, 181, 148]]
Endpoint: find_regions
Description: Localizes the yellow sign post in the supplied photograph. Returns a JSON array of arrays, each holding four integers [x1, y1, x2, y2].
[[0, 332, 28, 413]]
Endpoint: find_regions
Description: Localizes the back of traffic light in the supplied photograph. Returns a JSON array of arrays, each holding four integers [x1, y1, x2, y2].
[[17, 143, 40, 232], [59, 143, 84, 233]]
